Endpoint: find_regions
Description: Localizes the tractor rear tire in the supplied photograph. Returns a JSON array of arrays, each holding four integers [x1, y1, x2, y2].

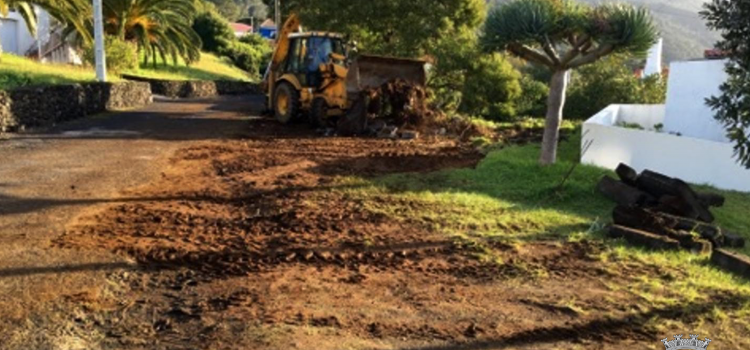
[[274, 82, 300, 124], [310, 98, 329, 128]]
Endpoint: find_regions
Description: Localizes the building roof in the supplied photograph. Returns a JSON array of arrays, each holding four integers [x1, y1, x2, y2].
[[230, 23, 252, 33], [260, 19, 275, 29]]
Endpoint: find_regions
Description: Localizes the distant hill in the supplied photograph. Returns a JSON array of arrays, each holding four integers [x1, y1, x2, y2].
[[488, 0, 721, 62]]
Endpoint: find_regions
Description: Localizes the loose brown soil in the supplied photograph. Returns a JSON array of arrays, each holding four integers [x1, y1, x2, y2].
[[49, 118, 744, 349]]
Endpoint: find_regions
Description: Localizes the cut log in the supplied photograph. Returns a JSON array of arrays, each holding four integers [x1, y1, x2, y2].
[[723, 231, 746, 249], [635, 169, 714, 223], [615, 163, 638, 185], [608, 225, 680, 250], [711, 249, 750, 279], [672, 179, 714, 223], [613, 206, 724, 247], [655, 195, 699, 220], [597, 176, 651, 207], [697, 192, 725, 208], [635, 170, 679, 198], [667, 229, 712, 254]]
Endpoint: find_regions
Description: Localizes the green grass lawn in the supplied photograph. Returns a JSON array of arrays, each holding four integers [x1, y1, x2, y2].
[[336, 127, 750, 343], [0, 52, 250, 90], [0, 54, 108, 90], [123, 53, 251, 82]]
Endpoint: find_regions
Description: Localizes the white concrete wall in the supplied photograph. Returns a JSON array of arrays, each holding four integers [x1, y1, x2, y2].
[[617, 105, 666, 130], [0, 11, 36, 55], [663, 60, 729, 142], [582, 105, 750, 192]]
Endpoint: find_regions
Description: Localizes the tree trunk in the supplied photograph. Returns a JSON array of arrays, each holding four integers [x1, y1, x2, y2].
[[540, 69, 569, 165]]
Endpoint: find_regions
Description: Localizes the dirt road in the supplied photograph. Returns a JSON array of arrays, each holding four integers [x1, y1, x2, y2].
[[0, 96, 260, 348]]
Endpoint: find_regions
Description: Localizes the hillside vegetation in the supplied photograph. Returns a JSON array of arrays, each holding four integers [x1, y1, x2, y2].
[[0, 54, 109, 90], [0, 53, 250, 90], [490, 0, 720, 62]]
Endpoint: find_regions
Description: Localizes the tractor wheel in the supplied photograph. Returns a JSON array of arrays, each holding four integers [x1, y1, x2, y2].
[[274, 82, 300, 124], [310, 98, 329, 128]]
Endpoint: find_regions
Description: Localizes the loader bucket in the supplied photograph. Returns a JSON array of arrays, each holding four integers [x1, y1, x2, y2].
[[345, 55, 427, 95]]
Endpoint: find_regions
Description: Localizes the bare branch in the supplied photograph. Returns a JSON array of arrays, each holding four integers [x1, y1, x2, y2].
[[567, 44, 616, 68], [541, 35, 561, 66], [560, 35, 592, 66], [508, 43, 556, 67]]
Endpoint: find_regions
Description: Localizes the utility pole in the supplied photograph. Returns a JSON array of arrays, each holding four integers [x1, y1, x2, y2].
[[274, 0, 280, 37], [93, 0, 107, 82]]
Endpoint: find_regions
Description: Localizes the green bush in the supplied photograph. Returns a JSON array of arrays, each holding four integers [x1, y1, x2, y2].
[[83, 36, 137, 73], [565, 55, 667, 120], [429, 28, 526, 121], [218, 40, 271, 77], [192, 11, 235, 53], [238, 33, 267, 46], [515, 75, 549, 117], [459, 53, 523, 121]]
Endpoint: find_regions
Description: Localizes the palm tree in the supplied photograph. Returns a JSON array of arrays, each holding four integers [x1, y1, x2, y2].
[[74, 0, 202, 65], [482, 0, 658, 165]]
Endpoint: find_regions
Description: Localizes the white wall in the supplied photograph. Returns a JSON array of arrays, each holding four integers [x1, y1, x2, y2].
[[583, 105, 750, 192], [617, 105, 667, 130], [0, 11, 37, 55], [663, 60, 729, 142], [0, 18, 19, 53]]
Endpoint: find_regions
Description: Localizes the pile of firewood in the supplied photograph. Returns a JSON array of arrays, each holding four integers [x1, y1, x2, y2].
[[597, 163, 745, 252], [597, 163, 750, 278]]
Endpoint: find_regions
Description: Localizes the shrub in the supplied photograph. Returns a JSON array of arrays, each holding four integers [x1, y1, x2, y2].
[[83, 36, 137, 73], [459, 53, 523, 121], [515, 75, 549, 117], [238, 33, 267, 46], [565, 55, 667, 120], [218, 40, 271, 77], [192, 11, 235, 53]]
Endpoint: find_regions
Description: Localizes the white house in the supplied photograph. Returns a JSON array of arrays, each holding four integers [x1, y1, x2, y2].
[[0, 7, 81, 64], [582, 58, 750, 192]]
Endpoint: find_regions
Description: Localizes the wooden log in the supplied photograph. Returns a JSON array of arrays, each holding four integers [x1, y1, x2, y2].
[[635, 169, 714, 223], [635, 170, 679, 198], [608, 225, 680, 251], [597, 176, 651, 207], [613, 206, 724, 247], [723, 231, 746, 249], [649, 211, 723, 246], [697, 192, 725, 208], [711, 249, 750, 279], [615, 163, 638, 185], [672, 178, 714, 223], [655, 195, 699, 220], [667, 230, 712, 254]]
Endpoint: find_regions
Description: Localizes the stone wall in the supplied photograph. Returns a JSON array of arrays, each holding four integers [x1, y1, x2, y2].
[[0, 81, 152, 132], [121, 75, 261, 98]]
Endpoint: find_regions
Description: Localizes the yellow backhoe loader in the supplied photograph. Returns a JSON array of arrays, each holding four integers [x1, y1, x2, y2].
[[262, 14, 428, 128]]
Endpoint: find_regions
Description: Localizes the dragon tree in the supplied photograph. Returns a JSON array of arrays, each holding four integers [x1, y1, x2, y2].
[[482, 0, 658, 165]]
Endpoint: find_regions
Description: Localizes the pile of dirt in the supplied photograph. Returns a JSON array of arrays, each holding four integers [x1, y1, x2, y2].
[[340, 79, 495, 141], [365, 78, 436, 129]]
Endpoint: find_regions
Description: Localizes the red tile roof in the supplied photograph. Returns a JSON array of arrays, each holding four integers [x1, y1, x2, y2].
[[230, 23, 253, 33]]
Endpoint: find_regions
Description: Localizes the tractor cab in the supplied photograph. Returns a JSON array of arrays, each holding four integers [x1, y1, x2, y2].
[[281, 32, 347, 89]]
